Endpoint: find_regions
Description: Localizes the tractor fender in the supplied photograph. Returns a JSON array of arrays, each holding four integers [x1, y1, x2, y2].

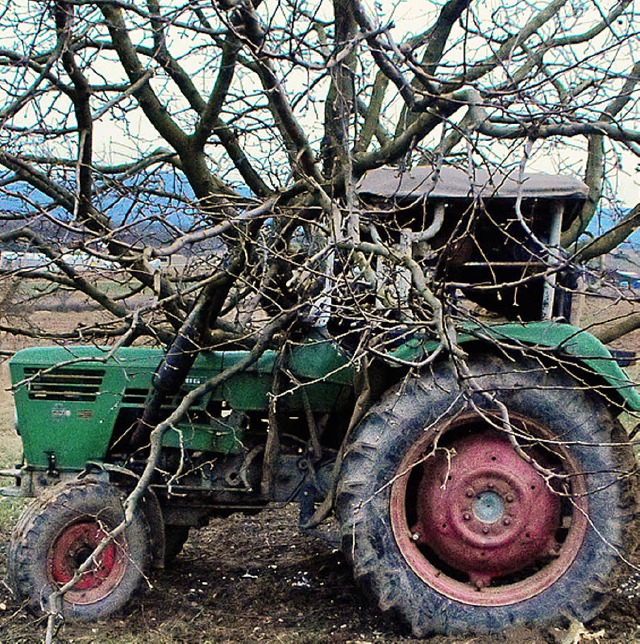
[[471, 321, 640, 412], [388, 321, 640, 413], [82, 462, 166, 568]]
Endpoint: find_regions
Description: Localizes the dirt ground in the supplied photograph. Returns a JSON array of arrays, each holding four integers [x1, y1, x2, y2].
[[0, 299, 639, 643], [0, 506, 639, 644]]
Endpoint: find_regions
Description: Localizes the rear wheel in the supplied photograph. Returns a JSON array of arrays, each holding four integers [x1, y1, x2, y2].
[[336, 354, 637, 636], [8, 479, 150, 621]]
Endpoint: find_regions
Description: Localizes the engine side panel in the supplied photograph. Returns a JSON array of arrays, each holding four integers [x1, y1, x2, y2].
[[9, 339, 354, 470]]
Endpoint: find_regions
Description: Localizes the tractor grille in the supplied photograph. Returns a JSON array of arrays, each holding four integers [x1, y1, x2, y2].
[[122, 388, 149, 406], [121, 387, 207, 410], [24, 367, 105, 402]]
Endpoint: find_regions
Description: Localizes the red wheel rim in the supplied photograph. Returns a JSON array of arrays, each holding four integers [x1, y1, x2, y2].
[[390, 412, 588, 606], [47, 520, 126, 605]]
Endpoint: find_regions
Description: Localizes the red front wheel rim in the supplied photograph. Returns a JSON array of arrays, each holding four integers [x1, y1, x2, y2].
[[390, 413, 588, 606], [47, 520, 126, 605]]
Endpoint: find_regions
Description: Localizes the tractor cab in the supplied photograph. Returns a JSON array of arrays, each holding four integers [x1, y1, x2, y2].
[[356, 165, 589, 322]]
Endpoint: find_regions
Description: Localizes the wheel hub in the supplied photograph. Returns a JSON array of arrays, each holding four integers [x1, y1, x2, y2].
[[473, 490, 504, 523], [412, 431, 561, 588], [48, 520, 124, 598]]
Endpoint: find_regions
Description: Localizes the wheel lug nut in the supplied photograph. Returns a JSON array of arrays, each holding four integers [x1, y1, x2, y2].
[[506, 493, 514, 503], [411, 532, 420, 542], [487, 483, 494, 490], [463, 512, 471, 521], [482, 526, 489, 534], [503, 518, 511, 526], [465, 489, 474, 498]]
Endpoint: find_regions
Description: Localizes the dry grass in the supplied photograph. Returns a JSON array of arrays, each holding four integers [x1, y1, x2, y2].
[[0, 364, 25, 528], [0, 364, 20, 469]]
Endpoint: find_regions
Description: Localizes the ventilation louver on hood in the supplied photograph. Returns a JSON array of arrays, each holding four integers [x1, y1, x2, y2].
[[24, 367, 105, 402]]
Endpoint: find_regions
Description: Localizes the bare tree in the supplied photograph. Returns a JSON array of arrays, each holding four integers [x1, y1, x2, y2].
[[1, 1, 640, 640], [0, 0, 638, 348]]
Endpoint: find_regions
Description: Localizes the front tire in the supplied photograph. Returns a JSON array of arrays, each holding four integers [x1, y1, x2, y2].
[[336, 354, 637, 636], [8, 479, 150, 621]]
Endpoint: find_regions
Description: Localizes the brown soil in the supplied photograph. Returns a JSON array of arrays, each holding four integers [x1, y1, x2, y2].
[[0, 299, 639, 643], [0, 507, 638, 643]]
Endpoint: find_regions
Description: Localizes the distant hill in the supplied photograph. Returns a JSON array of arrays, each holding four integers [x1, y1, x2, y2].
[[0, 172, 216, 253], [586, 208, 640, 248], [2, 175, 638, 255]]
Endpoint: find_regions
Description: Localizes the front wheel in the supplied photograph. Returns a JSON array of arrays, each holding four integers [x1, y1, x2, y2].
[[336, 354, 637, 636], [8, 479, 150, 621]]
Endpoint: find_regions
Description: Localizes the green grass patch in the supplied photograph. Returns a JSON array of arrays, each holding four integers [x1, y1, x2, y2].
[[0, 496, 25, 525], [10, 277, 149, 301]]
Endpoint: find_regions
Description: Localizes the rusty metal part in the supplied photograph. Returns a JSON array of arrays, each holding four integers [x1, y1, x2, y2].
[[411, 432, 561, 589]]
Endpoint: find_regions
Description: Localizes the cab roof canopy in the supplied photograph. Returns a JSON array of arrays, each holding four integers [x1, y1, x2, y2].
[[356, 166, 589, 203]]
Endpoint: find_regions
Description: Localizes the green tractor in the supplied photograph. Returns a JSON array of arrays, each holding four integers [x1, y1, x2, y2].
[[2, 167, 638, 636]]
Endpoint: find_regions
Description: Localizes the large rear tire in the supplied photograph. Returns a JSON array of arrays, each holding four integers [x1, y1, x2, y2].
[[8, 479, 150, 621], [336, 354, 637, 636]]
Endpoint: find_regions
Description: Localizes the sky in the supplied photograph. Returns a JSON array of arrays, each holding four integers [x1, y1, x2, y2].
[[1, 0, 638, 208]]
